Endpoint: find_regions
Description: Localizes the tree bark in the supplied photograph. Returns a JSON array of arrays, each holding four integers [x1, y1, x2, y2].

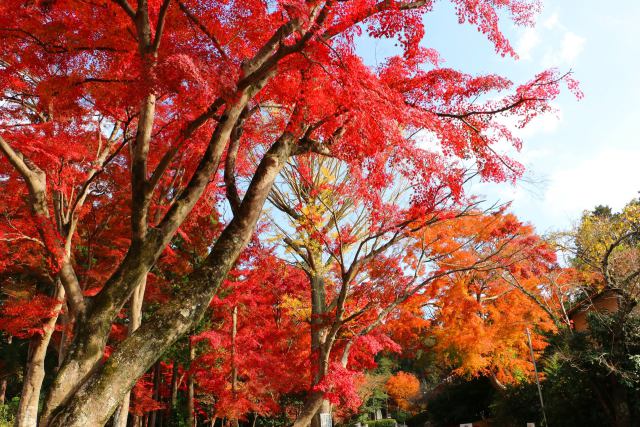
[[292, 273, 335, 427], [41, 88, 256, 425], [229, 306, 239, 427], [188, 340, 196, 427], [0, 336, 10, 406], [292, 391, 325, 427], [14, 283, 65, 427], [43, 132, 296, 427], [167, 361, 179, 422], [0, 378, 6, 406], [311, 400, 331, 427], [149, 361, 162, 427], [113, 276, 148, 427]]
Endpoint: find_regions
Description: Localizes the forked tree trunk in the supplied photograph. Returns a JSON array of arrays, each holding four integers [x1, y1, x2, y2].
[[113, 277, 148, 427], [14, 283, 65, 427], [292, 391, 326, 427], [311, 400, 331, 427], [43, 133, 296, 427]]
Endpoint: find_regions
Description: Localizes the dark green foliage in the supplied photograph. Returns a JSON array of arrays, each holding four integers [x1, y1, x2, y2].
[[405, 411, 429, 427], [390, 410, 410, 424], [363, 419, 397, 427], [592, 205, 613, 218], [490, 382, 540, 426], [255, 394, 306, 427], [492, 310, 640, 427], [424, 377, 494, 427]]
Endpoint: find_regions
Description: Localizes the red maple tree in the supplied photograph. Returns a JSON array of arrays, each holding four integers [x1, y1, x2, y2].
[[0, 0, 578, 425]]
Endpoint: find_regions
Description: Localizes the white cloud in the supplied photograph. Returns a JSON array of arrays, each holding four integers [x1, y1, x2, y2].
[[494, 106, 563, 142], [543, 13, 559, 30], [513, 12, 586, 67], [469, 147, 640, 233], [544, 148, 640, 222], [517, 28, 540, 60], [516, 109, 562, 140], [542, 31, 586, 67]]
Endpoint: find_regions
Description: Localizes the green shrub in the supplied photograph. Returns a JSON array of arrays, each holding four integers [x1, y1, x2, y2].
[[405, 411, 429, 427], [425, 377, 494, 427], [0, 397, 19, 427], [363, 419, 396, 427]]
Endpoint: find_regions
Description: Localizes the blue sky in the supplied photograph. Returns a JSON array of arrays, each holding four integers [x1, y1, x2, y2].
[[356, 0, 640, 234]]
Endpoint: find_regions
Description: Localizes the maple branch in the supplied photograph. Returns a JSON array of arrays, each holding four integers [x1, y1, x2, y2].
[[0, 235, 45, 247], [130, 95, 156, 244], [112, 0, 136, 20], [177, 1, 228, 61], [293, 125, 345, 157], [239, 1, 331, 88], [0, 135, 86, 316], [154, 88, 259, 245], [147, 98, 224, 197], [501, 271, 565, 328], [66, 122, 122, 255], [69, 124, 131, 218], [455, 116, 521, 177], [0, 135, 46, 197], [602, 230, 640, 296], [322, 0, 428, 40], [433, 97, 545, 120], [224, 106, 255, 216], [268, 183, 302, 221], [281, 235, 314, 268], [0, 28, 122, 55], [152, 0, 172, 52]]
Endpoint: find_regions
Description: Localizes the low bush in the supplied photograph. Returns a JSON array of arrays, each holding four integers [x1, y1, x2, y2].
[[363, 419, 397, 427]]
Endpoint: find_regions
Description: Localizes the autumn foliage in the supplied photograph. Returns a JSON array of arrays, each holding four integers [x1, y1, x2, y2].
[[386, 372, 421, 411], [0, 0, 580, 425]]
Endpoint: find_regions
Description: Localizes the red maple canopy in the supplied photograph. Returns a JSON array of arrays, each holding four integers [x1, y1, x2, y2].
[[0, 0, 579, 425]]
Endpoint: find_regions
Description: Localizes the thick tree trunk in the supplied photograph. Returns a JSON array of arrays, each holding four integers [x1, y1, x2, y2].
[[41, 89, 258, 425], [14, 283, 64, 427], [113, 276, 148, 427], [293, 273, 335, 427], [311, 400, 331, 427], [292, 391, 325, 427], [42, 133, 295, 427], [0, 336, 10, 405], [41, 258, 149, 425]]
